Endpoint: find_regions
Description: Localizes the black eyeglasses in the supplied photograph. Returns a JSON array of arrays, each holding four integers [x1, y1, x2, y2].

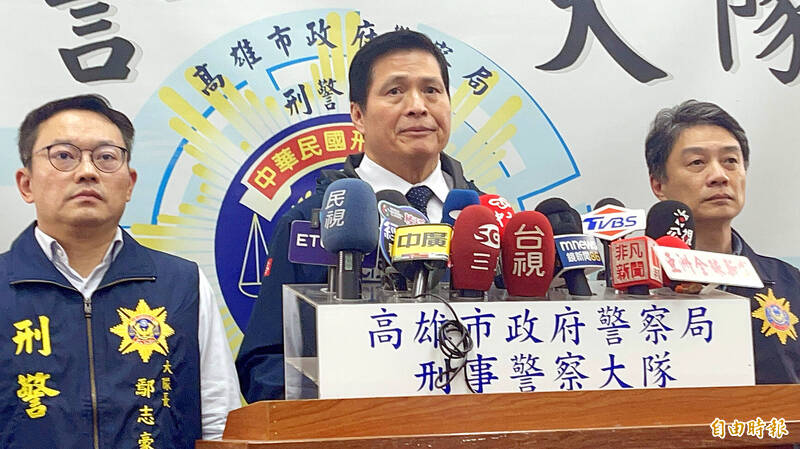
[[38, 143, 129, 173]]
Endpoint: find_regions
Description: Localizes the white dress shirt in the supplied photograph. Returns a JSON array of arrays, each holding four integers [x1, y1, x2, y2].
[[34, 227, 241, 440], [355, 154, 453, 223]]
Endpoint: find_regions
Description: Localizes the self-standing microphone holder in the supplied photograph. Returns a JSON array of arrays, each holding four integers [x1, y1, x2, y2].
[[407, 261, 448, 298], [336, 251, 364, 299], [412, 267, 430, 298], [563, 270, 593, 296], [455, 288, 484, 299], [626, 285, 650, 295], [378, 258, 407, 292], [311, 207, 337, 295]]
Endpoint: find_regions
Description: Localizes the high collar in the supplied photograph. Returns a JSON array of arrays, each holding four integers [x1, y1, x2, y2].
[[7, 222, 156, 286]]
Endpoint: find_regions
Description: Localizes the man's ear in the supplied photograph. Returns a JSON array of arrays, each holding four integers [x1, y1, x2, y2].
[[126, 167, 138, 202], [16, 168, 35, 204], [350, 102, 366, 135], [650, 175, 668, 201]]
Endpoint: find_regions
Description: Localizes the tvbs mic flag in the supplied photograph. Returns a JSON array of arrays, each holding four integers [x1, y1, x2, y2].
[[581, 203, 645, 241], [450, 205, 501, 294], [500, 211, 555, 297]]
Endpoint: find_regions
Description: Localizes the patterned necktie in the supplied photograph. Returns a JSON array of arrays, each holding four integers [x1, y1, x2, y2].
[[405, 185, 434, 217]]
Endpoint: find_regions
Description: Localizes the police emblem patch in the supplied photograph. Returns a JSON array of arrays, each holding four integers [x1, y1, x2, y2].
[[751, 288, 798, 344], [109, 299, 175, 362]]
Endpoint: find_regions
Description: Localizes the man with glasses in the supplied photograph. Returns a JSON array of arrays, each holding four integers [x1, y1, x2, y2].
[[0, 95, 241, 448]]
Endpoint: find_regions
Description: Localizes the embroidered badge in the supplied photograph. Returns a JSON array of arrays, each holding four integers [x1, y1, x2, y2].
[[109, 299, 175, 362], [751, 288, 798, 344]]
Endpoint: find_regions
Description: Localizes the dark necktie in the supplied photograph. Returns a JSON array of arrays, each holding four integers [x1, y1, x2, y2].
[[405, 185, 434, 217]]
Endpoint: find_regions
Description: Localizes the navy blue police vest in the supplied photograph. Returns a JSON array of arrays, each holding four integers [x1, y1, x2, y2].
[[0, 224, 202, 449]]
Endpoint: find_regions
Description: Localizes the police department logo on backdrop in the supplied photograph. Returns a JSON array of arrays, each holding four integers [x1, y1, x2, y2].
[[127, 9, 578, 344]]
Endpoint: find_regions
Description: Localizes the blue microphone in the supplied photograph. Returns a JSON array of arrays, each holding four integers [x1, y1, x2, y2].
[[535, 197, 594, 297], [441, 189, 480, 225], [320, 179, 379, 299]]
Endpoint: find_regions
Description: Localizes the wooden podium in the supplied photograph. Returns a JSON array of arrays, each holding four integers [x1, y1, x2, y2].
[[197, 384, 800, 448]]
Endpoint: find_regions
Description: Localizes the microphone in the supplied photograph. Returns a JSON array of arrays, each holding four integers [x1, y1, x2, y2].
[[320, 179, 379, 299], [654, 229, 703, 294], [441, 189, 481, 225], [391, 223, 452, 297], [450, 205, 501, 297], [500, 211, 555, 297], [479, 194, 515, 231], [608, 201, 695, 295], [595, 197, 625, 209], [654, 235, 700, 292], [479, 194, 516, 289], [609, 234, 663, 295], [376, 189, 411, 215], [375, 190, 428, 292], [535, 198, 593, 297], [592, 198, 625, 287], [645, 200, 695, 249], [655, 235, 689, 249]]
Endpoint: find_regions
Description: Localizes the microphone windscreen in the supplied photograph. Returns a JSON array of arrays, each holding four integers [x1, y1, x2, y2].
[[320, 178, 379, 253], [645, 200, 696, 249], [655, 235, 690, 249], [535, 197, 583, 235], [654, 235, 702, 293], [376, 189, 410, 207], [450, 205, 500, 291], [594, 197, 625, 210], [479, 194, 515, 230], [441, 189, 480, 225], [501, 211, 555, 297]]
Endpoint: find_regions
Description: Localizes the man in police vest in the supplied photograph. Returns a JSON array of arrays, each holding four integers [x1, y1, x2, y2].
[[646, 99, 800, 383], [1, 94, 241, 448]]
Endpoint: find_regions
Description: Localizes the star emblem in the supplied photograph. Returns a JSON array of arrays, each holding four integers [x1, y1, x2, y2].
[[109, 299, 175, 362]]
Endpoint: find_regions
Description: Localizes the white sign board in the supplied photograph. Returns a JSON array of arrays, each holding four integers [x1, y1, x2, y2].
[[314, 298, 754, 398]]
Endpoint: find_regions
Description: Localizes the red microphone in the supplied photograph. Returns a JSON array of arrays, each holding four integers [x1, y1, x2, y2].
[[500, 211, 555, 297], [655, 235, 703, 294], [655, 235, 687, 249], [609, 236, 663, 294], [479, 194, 515, 231], [450, 205, 501, 297]]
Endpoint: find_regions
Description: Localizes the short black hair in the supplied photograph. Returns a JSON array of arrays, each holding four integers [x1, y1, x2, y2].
[[18, 94, 134, 168], [348, 29, 450, 109], [645, 99, 749, 181]]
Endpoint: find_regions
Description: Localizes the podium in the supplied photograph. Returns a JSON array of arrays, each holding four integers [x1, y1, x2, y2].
[[199, 283, 798, 447], [198, 385, 800, 448]]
